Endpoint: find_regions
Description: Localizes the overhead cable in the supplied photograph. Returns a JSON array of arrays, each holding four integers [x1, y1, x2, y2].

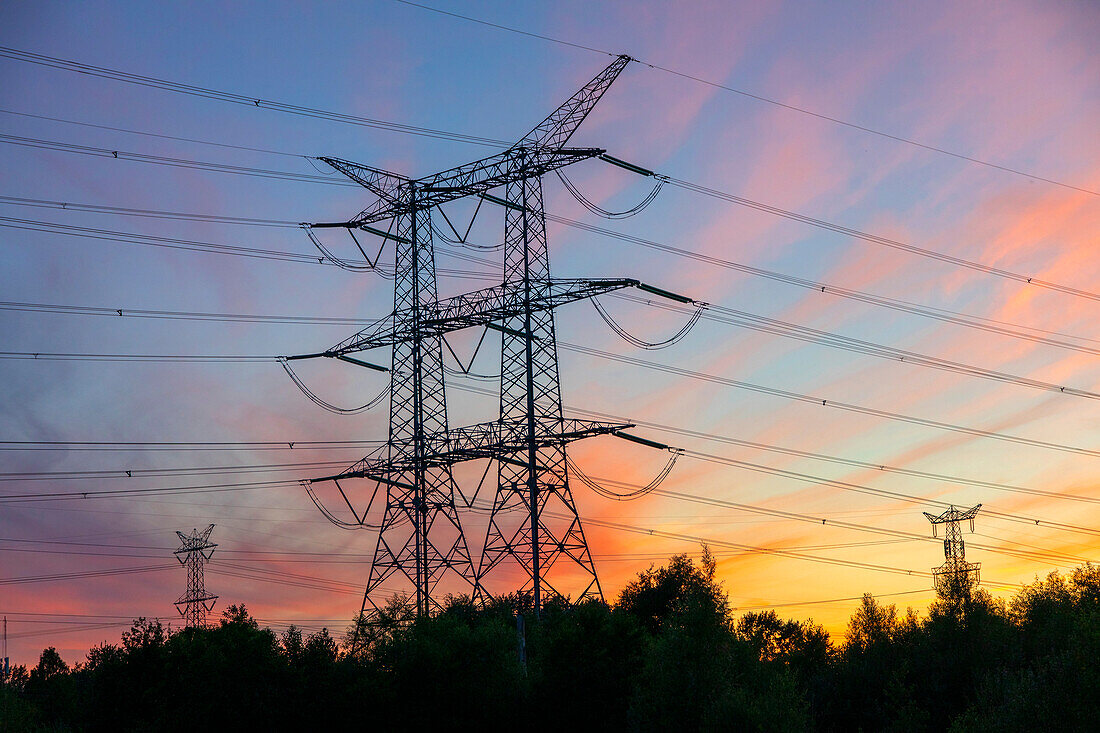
[[386, 0, 1098, 197], [6, 344, 1097, 458], [0, 46, 509, 146], [663, 176, 1100, 302], [3, 193, 1093, 354], [279, 357, 389, 415], [557, 343, 1100, 459], [592, 296, 705, 350], [556, 167, 665, 219]]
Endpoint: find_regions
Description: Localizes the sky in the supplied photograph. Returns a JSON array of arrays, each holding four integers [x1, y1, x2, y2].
[[1, 0, 1098, 667]]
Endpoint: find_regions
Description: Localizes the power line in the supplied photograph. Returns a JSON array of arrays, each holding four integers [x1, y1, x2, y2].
[[0, 439, 380, 452], [730, 588, 932, 611], [609, 294, 1099, 399], [388, 0, 1099, 197], [9, 127, 1096, 302], [0, 478, 300, 503], [563, 511, 1023, 590], [4, 193, 1095, 354], [0, 537, 912, 562], [0, 108, 317, 159], [0, 564, 174, 586], [586, 451, 1100, 548], [4, 282, 1094, 399], [3, 622, 133, 642], [474, 380, 1100, 513], [556, 343, 1100, 459], [23, 429, 1092, 541], [0, 215, 498, 279], [662, 177, 1100, 302], [0, 134, 355, 186], [5, 344, 1096, 459], [581, 460, 1100, 542], [647, 478, 1097, 562], [3, 421, 1090, 509], [0, 351, 276, 363], [0, 459, 356, 481], [0, 215, 342, 265], [0, 300, 373, 326], [5, 436, 1096, 545], [8, 35, 1094, 200], [0, 194, 300, 228], [615, 415, 1100, 507], [0, 509, 1027, 595], [0, 46, 509, 147], [548, 214, 1100, 356], [0, 456, 1043, 534]]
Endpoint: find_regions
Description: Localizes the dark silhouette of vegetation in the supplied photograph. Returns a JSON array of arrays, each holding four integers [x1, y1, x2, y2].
[[2, 555, 1098, 731]]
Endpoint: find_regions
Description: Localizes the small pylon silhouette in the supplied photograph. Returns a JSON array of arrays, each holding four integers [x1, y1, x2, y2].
[[923, 504, 981, 600], [174, 524, 218, 627]]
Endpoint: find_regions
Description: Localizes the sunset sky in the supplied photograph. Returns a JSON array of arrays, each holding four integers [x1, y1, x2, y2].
[[2, 0, 1098, 667]]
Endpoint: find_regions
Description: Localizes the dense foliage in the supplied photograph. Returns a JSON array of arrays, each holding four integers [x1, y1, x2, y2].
[[3, 553, 1098, 731]]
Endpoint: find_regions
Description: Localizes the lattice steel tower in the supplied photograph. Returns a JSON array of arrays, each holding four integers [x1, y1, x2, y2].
[[174, 524, 218, 627], [297, 55, 662, 620], [924, 504, 982, 600]]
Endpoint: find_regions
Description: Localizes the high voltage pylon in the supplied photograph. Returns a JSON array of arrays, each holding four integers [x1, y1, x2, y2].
[[174, 524, 218, 628], [293, 55, 688, 621], [924, 504, 982, 600]]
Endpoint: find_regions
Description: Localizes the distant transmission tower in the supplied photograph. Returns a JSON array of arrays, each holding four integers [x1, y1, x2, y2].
[[293, 55, 684, 621], [923, 504, 981, 600], [174, 524, 218, 627]]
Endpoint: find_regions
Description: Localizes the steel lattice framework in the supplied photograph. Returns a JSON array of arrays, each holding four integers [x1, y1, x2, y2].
[[174, 524, 218, 628], [924, 504, 982, 600], [300, 54, 637, 621]]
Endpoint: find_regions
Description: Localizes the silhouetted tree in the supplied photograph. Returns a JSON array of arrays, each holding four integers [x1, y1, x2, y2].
[[5, 559, 1100, 731], [528, 597, 645, 728]]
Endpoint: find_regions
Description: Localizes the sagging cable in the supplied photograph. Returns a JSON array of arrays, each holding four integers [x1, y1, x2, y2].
[[279, 357, 388, 414], [432, 197, 503, 250], [442, 327, 490, 373], [557, 167, 665, 219], [301, 479, 380, 530], [455, 460, 495, 509], [592, 296, 703, 350], [432, 220, 504, 250], [566, 452, 680, 501], [442, 328, 499, 380], [444, 364, 500, 381], [301, 224, 394, 276]]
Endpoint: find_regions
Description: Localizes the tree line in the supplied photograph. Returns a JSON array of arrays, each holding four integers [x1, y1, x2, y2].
[[2, 550, 1098, 731]]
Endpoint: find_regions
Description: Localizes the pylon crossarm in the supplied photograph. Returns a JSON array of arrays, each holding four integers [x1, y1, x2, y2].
[[175, 593, 217, 606], [173, 542, 216, 555], [341, 147, 605, 226], [318, 156, 409, 204], [416, 147, 603, 197], [514, 54, 631, 150], [323, 278, 638, 355], [312, 419, 631, 481]]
